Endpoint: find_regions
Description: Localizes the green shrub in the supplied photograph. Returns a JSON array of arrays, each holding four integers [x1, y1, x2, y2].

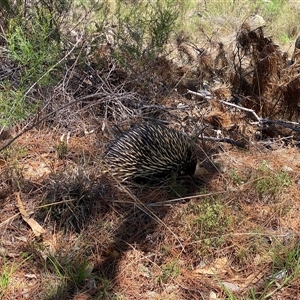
[[160, 261, 180, 283], [1, 1, 69, 125], [114, 0, 179, 64], [0, 83, 38, 126], [255, 161, 292, 198], [186, 199, 231, 250], [258, 0, 285, 18], [7, 11, 61, 86]]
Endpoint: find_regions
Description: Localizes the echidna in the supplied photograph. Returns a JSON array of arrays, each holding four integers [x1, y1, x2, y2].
[[103, 123, 197, 181]]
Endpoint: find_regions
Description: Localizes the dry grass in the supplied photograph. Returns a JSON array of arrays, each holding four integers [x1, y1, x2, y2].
[[1, 129, 300, 299], [2, 4, 300, 300]]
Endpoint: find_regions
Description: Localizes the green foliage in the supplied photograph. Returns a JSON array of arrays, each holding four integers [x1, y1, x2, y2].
[[114, 0, 179, 63], [258, 160, 269, 173], [0, 82, 39, 126], [7, 11, 61, 86], [271, 240, 300, 279], [46, 255, 93, 294], [279, 33, 292, 45], [194, 202, 230, 237], [0, 1, 70, 126], [229, 169, 243, 186], [186, 199, 231, 250], [255, 161, 292, 198], [258, 0, 285, 18], [253, 0, 300, 44], [0, 259, 11, 298], [203, 0, 236, 15], [248, 240, 300, 299], [1, 144, 28, 160], [0, 255, 32, 297], [55, 140, 68, 159], [160, 261, 180, 283]]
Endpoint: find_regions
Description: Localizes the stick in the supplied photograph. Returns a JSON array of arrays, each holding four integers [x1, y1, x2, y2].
[[202, 136, 248, 148], [219, 100, 262, 122]]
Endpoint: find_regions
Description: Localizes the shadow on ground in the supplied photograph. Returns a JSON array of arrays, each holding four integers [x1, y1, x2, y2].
[[39, 171, 216, 299]]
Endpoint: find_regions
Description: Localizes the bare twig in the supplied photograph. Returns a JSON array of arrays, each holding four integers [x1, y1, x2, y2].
[[261, 119, 300, 132], [187, 89, 263, 122], [0, 96, 87, 152], [220, 100, 300, 133], [219, 100, 262, 122], [202, 136, 248, 148], [187, 88, 212, 99], [148, 190, 230, 206], [23, 37, 83, 99]]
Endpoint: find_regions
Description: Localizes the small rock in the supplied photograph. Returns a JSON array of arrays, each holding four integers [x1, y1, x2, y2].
[[220, 281, 240, 292], [281, 165, 293, 173], [209, 291, 217, 299]]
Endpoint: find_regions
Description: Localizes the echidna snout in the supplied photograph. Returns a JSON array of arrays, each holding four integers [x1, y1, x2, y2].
[[103, 123, 197, 180]]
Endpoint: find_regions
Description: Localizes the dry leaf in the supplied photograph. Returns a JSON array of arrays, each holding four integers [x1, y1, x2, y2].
[[0, 158, 5, 167], [16, 192, 29, 218], [194, 257, 228, 275], [16, 192, 46, 237]]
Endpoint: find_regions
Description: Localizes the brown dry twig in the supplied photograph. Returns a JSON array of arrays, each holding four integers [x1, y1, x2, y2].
[[0, 96, 89, 152], [220, 100, 262, 123]]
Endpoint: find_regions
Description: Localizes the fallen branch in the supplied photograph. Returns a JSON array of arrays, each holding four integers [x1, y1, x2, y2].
[[220, 100, 300, 133], [219, 100, 262, 123], [261, 119, 300, 133], [202, 136, 248, 148], [187, 89, 212, 100]]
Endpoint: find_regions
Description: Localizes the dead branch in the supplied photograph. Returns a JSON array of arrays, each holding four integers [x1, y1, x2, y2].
[[220, 100, 262, 123], [0, 96, 90, 152], [202, 136, 248, 148], [261, 119, 300, 133]]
